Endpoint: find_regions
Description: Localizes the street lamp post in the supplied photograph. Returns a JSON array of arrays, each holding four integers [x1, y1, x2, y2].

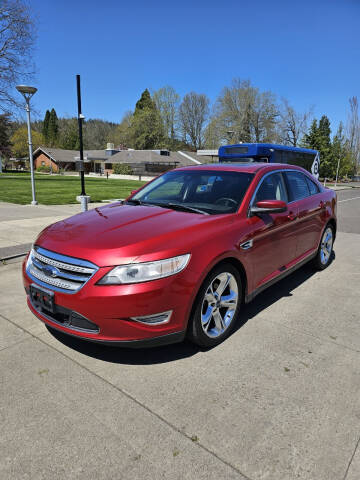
[[16, 85, 38, 205]]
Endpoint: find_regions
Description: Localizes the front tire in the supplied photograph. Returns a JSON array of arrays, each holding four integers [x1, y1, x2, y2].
[[313, 224, 334, 270], [187, 263, 242, 347]]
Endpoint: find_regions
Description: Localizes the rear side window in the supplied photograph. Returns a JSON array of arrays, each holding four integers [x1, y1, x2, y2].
[[305, 175, 320, 195], [285, 171, 310, 201], [254, 172, 288, 203]]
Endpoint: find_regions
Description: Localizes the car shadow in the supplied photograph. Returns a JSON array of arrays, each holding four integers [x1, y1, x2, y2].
[[47, 251, 335, 365], [47, 326, 201, 365], [236, 250, 336, 332]]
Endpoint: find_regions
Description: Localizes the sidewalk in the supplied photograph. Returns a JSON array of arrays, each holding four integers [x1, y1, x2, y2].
[[0, 202, 103, 261]]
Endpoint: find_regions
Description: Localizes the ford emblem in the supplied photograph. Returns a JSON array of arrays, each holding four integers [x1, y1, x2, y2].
[[42, 265, 60, 278]]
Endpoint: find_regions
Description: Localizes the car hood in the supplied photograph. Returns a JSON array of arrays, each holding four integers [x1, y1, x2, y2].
[[35, 203, 231, 267]]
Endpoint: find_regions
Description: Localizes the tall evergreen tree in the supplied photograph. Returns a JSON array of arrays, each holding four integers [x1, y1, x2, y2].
[[132, 89, 164, 149], [47, 108, 59, 146], [0, 113, 12, 158], [42, 110, 50, 143], [134, 89, 155, 114], [317, 115, 333, 177], [303, 116, 334, 178], [303, 119, 320, 149]]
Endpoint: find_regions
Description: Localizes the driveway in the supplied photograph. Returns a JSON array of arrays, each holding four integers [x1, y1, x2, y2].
[[0, 192, 359, 480]]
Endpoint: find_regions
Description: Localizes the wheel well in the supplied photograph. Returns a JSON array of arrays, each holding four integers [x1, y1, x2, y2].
[[185, 256, 249, 334], [327, 218, 337, 239], [211, 257, 248, 302]]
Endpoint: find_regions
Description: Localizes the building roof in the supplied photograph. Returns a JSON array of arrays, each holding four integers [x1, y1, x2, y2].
[[33, 147, 204, 167], [33, 147, 106, 163], [109, 150, 201, 166]]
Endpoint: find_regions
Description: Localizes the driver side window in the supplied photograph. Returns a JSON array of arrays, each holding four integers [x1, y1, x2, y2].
[[254, 172, 288, 204]]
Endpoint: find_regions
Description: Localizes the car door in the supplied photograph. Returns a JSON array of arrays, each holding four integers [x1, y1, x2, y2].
[[284, 171, 324, 259], [243, 171, 299, 289]]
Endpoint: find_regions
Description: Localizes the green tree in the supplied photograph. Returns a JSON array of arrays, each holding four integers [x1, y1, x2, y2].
[[135, 89, 154, 113], [10, 126, 44, 157], [110, 111, 134, 148], [0, 113, 12, 158], [58, 118, 79, 150], [303, 116, 335, 178], [83, 118, 118, 149], [132, 89, 164, 149], [332, 122, 356, 178], [132, 108, 164, 150], [302, 119, 319, 149], [42, 110, 50, 143], [47, 108, 59, 146]]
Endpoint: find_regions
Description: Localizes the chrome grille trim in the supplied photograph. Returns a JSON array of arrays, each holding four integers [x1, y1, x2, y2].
[[29, 266, 82, 290], [31, 257, 90, 282], [33, 250, 94, 274], [26, 247, 99, 294]]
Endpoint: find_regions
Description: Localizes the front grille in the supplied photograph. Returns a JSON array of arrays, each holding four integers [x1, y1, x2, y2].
[[26, 246, 98, 294]]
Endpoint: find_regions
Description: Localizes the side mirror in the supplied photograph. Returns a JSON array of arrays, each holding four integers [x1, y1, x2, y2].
[[250, 200, 287, 215]]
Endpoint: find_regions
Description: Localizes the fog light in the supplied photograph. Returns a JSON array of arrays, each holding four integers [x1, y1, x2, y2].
[[130, 310, 172, 325]]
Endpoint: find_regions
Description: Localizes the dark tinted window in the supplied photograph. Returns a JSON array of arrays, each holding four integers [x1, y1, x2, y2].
[[224, 146, 248, 154], [280, 151, 315, 172], [285, 171, 310, 201], [305, 175, 320, 195], [255, 172, 288, 203]]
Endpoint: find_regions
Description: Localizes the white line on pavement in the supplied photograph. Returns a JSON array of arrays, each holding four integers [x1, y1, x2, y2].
[[338, 196, 360, 203]]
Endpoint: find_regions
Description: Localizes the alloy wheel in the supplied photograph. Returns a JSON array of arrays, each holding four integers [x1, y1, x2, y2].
[[200, 272, 239, 338], [320, 227, 333, 265]]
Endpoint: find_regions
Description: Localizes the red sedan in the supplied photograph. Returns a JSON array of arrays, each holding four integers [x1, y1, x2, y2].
[[22, 163, 336, 348]]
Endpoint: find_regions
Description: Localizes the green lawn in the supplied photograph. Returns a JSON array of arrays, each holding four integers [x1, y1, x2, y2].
[[0, 174, 146, 205]]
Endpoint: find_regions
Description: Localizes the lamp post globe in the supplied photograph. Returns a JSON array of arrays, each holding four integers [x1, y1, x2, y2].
[[16, 85, 38, 205]]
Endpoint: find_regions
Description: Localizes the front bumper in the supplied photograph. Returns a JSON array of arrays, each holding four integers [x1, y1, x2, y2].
[[23, 257, 196, 345]]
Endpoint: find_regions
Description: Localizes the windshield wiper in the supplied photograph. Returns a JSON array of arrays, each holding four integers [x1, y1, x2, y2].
[[153, 202, 208, 215]]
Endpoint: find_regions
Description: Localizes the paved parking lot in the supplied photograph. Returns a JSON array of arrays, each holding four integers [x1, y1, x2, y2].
[[0, 191, 359, 480]]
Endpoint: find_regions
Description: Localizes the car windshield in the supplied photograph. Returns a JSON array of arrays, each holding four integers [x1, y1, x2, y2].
[[130, 170, 254, 215]]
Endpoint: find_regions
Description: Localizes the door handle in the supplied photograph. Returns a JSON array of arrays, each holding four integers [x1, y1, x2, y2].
[[287, 212, 297, 221]]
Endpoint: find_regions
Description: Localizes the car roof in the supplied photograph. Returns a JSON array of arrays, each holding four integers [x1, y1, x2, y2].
[[174, 163, 301, 174]]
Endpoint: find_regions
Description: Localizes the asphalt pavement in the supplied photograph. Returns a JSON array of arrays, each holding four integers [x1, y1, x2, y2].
[[0, 191, 359, 479]]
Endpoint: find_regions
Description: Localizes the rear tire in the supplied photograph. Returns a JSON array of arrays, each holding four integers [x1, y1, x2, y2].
[[187, 263, 242, 348], [313, 224, 334, 270]]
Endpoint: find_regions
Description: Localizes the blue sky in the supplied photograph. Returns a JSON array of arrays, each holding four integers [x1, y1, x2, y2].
[[30, 0, 359, 133]]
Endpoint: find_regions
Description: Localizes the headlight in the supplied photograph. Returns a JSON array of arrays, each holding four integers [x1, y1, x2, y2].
[[97, 254, 191, 285]]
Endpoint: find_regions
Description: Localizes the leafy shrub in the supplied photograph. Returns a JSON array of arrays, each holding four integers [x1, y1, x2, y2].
[[112, 163, 133, 175], [36, 165, 51, 173]]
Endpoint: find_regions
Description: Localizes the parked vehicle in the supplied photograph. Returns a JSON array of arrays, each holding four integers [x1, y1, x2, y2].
[[219, 143, 320, 179], [23, 163, 337, 348]]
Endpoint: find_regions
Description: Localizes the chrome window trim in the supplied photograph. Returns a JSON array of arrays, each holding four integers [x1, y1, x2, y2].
[[248, 169, 291, 216], [247, 168, 319, 217]]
